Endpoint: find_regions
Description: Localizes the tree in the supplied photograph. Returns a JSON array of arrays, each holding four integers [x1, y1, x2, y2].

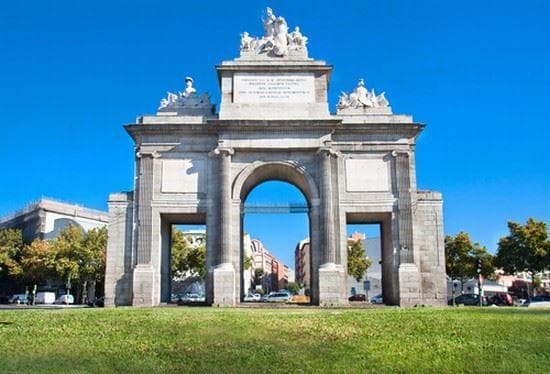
[[347, 240, 373, 282], [287, 281, 300, 295], [185, 245, 206, 279], [243, 254, 253, 270], [170, 230, 206, 279], [19, 239, 55, 285], [171, 230, 191, 276], [50, 225, 84, 291], [0, 229, 23, 278], [495, 218, 550, 296], [445, 232, 495, 280], [80, 226, 107, 302], [445, 232, 495, 305]]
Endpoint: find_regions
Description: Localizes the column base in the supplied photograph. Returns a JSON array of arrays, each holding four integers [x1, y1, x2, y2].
[[212, 263, 236, 306], [132, 264, 156, 307], [318, 263, 347, 306], [398, 263, 422, 306]]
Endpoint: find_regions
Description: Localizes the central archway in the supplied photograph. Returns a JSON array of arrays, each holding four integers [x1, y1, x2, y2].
[[232, 161, 321, 304]]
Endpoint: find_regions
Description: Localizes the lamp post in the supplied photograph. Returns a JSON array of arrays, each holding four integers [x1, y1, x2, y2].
[[477, 258, 483, 307]]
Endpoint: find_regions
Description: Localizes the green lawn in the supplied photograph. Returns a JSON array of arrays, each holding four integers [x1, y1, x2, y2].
[[0, 307, 549, 373]]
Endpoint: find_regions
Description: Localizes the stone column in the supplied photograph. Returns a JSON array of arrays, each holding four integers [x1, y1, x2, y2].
[[319, 148, 336, 264], [317, 147, 346, 305], [393, 151, 414, 262], [209, 146, 236, 306], [393, 150, 421, 306], [132, 150, 159, 307]]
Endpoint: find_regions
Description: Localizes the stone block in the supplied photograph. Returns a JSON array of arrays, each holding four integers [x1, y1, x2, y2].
[[318, 263, 347, 306], [132, 264, 156, 307], [212, 263, 236, 306]]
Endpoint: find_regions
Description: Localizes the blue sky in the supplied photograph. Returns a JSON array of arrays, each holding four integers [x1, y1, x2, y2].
[[1, 1, 549, 264]]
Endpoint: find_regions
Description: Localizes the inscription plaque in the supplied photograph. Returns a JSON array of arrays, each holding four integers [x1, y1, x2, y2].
[[233, 72, 315, 103]]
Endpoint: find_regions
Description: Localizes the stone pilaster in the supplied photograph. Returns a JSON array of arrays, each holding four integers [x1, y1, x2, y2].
[[132, 150, 159, 307], [317, 147, 346, 306], [393, 151, 415, 262], [104, 192, 134, 307], [393, 151, 421, 306], [209, 146, 236, 306]]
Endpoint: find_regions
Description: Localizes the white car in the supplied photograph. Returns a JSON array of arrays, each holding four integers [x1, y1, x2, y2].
[[523, 296, 550, 308], [35, 292, 56, 304], [243, 293, 261, 302], [371, 294, 383, 304], [55, 294, 75, 305], [9, 294, 28, 304]]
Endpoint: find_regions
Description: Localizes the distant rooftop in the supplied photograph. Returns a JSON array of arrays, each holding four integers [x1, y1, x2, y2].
[[0, 197, 109, 225]]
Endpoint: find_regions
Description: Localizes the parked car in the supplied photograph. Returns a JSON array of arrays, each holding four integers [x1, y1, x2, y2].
[[371, 294, 383, 304], [177, 293, 205, 305], [348, 294, 366, 302], [265, 292, 291, 303], [35, 292, 56, 304], [87, 296, 104, 307], [55, 294, 74, 305], [243, 293, 261, 302], [448, 294, 488, 306], [9, 294, 28, 305], [522, 296, 550, 308]]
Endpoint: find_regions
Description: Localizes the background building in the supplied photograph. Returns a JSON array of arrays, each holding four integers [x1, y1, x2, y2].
[[0, 198, 108, 242], [243, 234, 292, 293]]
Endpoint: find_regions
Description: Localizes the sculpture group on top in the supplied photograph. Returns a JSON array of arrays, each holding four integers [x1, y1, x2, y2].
[[240, 7, 308, 58], [158, 77, 213, 115], [337, 79, 390, 111]]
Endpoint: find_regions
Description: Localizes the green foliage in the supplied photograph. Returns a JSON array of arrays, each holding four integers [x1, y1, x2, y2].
[[347, 240, 372, 282], [496, 218, 549, 295], [445, 232, 495, 280], [170, 230, 206, 279], [243, 254, 253, 270], [286, 281, 300, 294], [51, 225, 84, 284], [0, 229, 24, 277], [0, 308, 548, 372], [80, 227, 107, 282], [496, 218, 549, 276], [19, 239, 55, 284]]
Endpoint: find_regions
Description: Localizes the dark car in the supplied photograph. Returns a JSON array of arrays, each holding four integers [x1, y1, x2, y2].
[[87, 296, 104, 307], [448, 294, 488, 306], [348, 294, 366, 302]]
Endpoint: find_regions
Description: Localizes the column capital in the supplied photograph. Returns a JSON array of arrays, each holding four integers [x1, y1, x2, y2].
[[209, 147, 235, 158], [316, 147, 340, 157], [136, 150, 160, 159], [391, 150, 410, 158]]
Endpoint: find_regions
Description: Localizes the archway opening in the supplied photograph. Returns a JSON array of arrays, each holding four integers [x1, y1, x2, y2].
[[346, 212, 396, 305], [160, 213, 207, 305], [346, 223, 383, 304], [241, 180, 311, 304]]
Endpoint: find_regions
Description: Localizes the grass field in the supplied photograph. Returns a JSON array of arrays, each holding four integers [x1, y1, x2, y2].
[[0, 307, 549, 373]]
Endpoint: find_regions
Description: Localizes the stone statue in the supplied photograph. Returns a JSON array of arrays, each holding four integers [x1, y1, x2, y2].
[[263, 7, 276, 38], [182, 76, 196, 97], [240, 32, 253, 51], [271, 16, 289, 56], [157, 76, 213, 115], [337, 79, 391, 110], [158, 91, 179, 109], [240, 7, 308, 58], [289, 26, 307, 50]]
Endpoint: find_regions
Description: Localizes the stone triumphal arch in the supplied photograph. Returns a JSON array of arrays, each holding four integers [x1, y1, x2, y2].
[[104, 8, 447, 307]]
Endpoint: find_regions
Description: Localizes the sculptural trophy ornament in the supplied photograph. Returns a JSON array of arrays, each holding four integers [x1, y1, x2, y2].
[[157, 76, 214, 115], [239, 7, 309, 58], [337, 79, 391, 114]]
